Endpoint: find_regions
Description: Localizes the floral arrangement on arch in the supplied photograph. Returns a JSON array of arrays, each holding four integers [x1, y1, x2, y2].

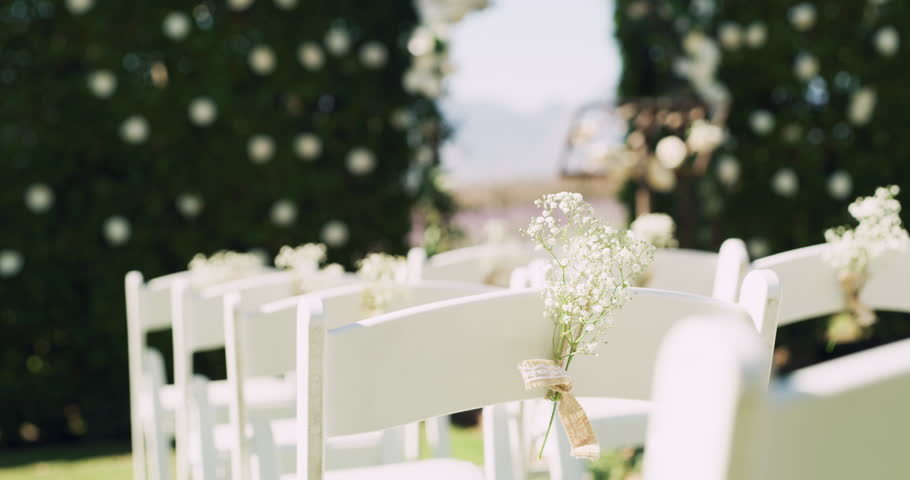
[[520, 192, 655, 459], [823, 185, 908, 345]]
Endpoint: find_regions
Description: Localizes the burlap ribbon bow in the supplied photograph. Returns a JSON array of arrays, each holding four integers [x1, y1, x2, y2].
[[839, 271, 876, 327], [518, 359, 600, 460]]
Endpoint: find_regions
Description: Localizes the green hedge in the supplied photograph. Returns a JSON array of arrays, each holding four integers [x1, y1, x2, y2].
[[0, 0, 450, 445], [614, 0, 910, 253]]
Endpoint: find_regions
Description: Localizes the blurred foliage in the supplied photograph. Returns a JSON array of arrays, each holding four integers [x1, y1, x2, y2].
[[0, 0, 452, 445], [615, 0, 910, 252]]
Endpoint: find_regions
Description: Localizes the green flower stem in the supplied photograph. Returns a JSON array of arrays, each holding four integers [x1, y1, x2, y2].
[[537, 353, 574, 459]]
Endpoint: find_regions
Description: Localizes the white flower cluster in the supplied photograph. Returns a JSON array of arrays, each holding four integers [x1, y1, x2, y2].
[[674, 32, 729, 112], [275, 243, 345, 292], [403, 0, 487, 98], [524, 193, 655, 358], [824, 185, 909, 277], [188, 250, 265, 287], [357, 253, 409, 316], [631, 213, 679, 249]]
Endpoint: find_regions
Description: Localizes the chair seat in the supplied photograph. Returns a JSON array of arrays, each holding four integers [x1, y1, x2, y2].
[[159, 376, 295, 411], [526, 398, 652, 451], [211, 418, 385, 452], [212, 417, 389, 471], [580, 397, 651, 450], [280, 459, 484, 480]]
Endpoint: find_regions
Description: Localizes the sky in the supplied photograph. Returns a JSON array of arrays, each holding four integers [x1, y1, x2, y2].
[[440, 0, 620, 185]]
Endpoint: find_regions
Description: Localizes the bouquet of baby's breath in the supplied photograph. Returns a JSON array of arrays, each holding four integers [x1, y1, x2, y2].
[[524, 192, 655, 456], [823, 185, 908, 344], [275, 243, 345, 292], [357, 253, 408, 316], [188, 250, 266, 287]]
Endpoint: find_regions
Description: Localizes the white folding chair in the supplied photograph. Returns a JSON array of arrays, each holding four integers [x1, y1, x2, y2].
[[212, 280, 498, 480], [171, 270, 364, 480], [516, 238, 751, 479], [126, 271, 189, 480], [643, 316, 910, 480], [753, 242, 910, 325], [292, 270, 779, 480]]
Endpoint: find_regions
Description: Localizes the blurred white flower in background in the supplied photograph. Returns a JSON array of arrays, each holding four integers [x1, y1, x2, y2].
[[24, 183, 54, 213], [389, 109, 414, 130], [631, 213, 678, 248], [848, 87, 877, 126], [717, 22, 742, 50], [716, 154, 740, 187], [228, 0, 254, 11], [248, 45, 276, 75], [176, 193, 204, 218], [749, 110, 775, 136], [748, 238, 771, 258], [647, 161, 676, 192], [325, 26, 352, 56], [162, 12, 191, 41], [744, 22, 767, 48], [407, 27, 436, 56], [297, 42, 325, 70], [788, 3, 817, 31], [346, 147, 376, 175], [875, 26, 899, 57], [87, 70, 116, 99], [794, 53, 819, 81], [359, 42, 388, 69], [188, 97, 217, 126], [416, 0, 488, 25], [65, 0, 94, 15], [120, 116, 149, 144], [655, 136, 688, 169], [274, 0, 297, 10], [0, 250, 24, 278], [294, 133, 322, 160], [270, 199, 297, 226], [828, 170, 853, 200], [771, 168, 799, 197], [414, 146, 434, 166], [674, 32, 729, 111], [687, 120, 724, 153], [103, 216, 131, 246], [321, 220, 350, 247], [248, 135, 275, 164]]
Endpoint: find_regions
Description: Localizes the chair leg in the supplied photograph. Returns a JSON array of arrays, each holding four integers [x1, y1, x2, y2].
[[143, 375, 172, 480], [425, 416, 451, 458], [190, 376, 218, 480], [131, 398, 148, 480], [547, 419, 587, 480]]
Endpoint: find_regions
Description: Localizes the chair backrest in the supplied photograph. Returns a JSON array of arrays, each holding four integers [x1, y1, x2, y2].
[[296, 270, 780, 477], [228, 281, 499, 380], [225, 280, 497, 480], [753, 243, 910, 325], [643, 317, 910, 480], [409, 243, 540, 285], [173, 270, 301, 356], [126, 270, 189, 336], [647, 239, 750, 302]]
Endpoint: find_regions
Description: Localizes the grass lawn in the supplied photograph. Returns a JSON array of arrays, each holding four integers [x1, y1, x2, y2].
[[0, 427, 631, 480], [0, 426, 485, 480]]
